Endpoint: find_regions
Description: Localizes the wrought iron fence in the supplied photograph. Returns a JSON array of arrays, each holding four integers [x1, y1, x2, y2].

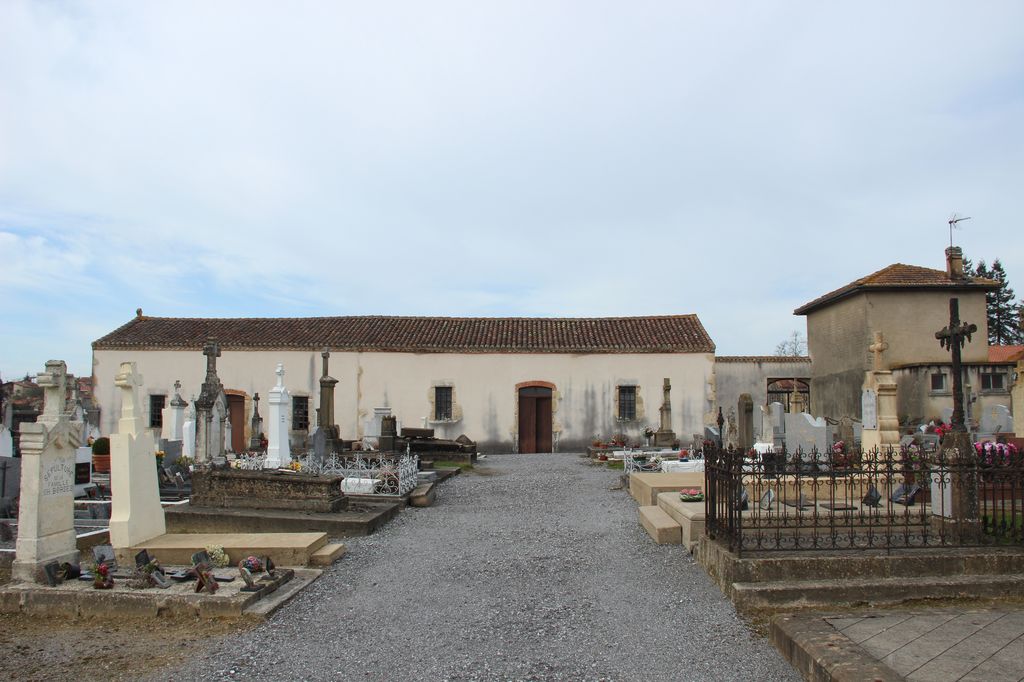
[[299, 452, 419, 496], [704, 444, 1024, 555]]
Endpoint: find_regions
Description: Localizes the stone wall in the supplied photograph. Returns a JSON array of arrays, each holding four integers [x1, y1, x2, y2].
[[714, 357, 812, 442]]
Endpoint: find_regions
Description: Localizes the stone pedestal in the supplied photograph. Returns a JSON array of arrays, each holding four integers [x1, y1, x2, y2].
[[654, 378, 677, 447], [108, 362, 167, 551], [12, 361, 82, 583], [861, 371, 898, 452], [265, 364, 291, 469], [938, 430, 981, 544], [161, 382, 187, 442]]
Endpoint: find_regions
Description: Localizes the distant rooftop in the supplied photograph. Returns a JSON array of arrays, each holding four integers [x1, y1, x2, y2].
[[795, 263, 999, 315], [716, 356, 810, 363], [93, 313, 716, 354], [989, 345, 1024, 364]]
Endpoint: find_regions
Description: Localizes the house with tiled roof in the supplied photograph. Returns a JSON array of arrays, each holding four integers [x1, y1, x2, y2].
[[795, 246, 1013, 427], [91, 312, 717, 452]]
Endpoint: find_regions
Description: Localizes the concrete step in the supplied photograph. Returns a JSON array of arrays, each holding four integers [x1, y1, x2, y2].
[[409, 482, 436, 507], [166, 502, 402, 537], [731, 573, 1024, 612], [656, 492, 705, 551], [124, 532, 329, 567], [629, 472, 704, 506], [639, 505, 682, 545], [309, 542, 348, 566]]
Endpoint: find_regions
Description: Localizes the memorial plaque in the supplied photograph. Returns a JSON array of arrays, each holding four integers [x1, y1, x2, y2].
[[42, 459, 75, 498], [861, 389, 878, 430]]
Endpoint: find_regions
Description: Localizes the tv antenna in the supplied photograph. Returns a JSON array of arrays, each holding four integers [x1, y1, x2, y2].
[[948, 213, 971, 248]]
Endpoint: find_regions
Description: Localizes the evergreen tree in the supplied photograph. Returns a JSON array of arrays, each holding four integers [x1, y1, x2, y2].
[[986, 260, 1022, 345]]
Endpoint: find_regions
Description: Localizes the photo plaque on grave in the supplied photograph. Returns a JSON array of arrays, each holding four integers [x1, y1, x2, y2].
[[861, 389, 878, 430]]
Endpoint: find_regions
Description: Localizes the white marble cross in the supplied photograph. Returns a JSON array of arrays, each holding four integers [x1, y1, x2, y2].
[[114, 362, 145, 422]]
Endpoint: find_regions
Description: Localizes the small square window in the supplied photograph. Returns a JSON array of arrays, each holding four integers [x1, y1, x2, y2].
[[435, 386, 453, 421], [981, 373, 1005, 391], [292, 396, 309, 430], [930, 373, 946, 392], [618, 386, 636, 421], [149, 395, 166, 429]]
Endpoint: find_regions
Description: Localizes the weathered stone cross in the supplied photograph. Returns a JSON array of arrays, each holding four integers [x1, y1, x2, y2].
[[868, 331, 889, 372], [935, 297, 977, 432], [38, 360, 68, 420], [203, 338, 221, 375]]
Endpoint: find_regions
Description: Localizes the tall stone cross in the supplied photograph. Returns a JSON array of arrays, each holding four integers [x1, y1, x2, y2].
[[935, 297, 977, 432], [868, 331, 889, 372], [275, 363, 285, 388], [203, 338, 221, 378]]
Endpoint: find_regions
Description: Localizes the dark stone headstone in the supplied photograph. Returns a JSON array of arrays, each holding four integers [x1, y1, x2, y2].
[[401, 427, 435, 439], [311, 428, 327, 466], [0, 457, 21, 499]]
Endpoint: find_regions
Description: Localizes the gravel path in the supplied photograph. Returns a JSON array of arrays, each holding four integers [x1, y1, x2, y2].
[[162, 454, 799, 681]]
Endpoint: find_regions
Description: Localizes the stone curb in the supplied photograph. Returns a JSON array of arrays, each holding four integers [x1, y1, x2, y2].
[[770, 612, 904, 682]]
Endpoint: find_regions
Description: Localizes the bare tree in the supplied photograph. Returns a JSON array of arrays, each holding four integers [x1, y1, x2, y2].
[[775, 331, 807, 357]]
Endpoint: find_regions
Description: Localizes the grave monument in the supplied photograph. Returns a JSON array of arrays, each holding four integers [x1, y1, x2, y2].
[[108, 362, 167, 553], [860, 331, 899, 450], [737, 394, 754, 450], [653, 378, 677, 447], [264, 363, 291, 469], [935, 297, 981, 541], [249, 392, 264, 451], [194, 338, 227, 466], [317, 348, 342, 455], [182, 397, 196, 460], [12, 360, 82, 582], [161, 380, 188, 442]]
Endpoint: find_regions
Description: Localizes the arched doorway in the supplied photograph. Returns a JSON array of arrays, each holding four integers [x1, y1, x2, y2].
[[518, 385, 553, 453]]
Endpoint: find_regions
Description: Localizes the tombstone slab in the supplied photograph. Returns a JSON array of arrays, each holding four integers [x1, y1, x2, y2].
[[264, 363, 291, 469]]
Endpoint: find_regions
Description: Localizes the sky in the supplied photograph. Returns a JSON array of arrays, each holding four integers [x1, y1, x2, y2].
[[2, 2, 1023, 380]]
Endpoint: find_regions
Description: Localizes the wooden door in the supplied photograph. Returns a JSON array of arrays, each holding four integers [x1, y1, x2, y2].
[[518, 386, 553, 453], [227, 394, 245, 453]]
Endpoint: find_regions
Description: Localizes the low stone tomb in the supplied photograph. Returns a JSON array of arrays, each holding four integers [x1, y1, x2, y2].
[[190, 468, 348, 513], [629, 472, 704, 506]]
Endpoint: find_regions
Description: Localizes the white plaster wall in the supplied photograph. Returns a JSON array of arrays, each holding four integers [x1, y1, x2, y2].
[[93, 349, 715, 451]]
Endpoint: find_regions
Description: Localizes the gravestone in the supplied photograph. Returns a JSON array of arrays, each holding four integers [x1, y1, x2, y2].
[[837, 416, 855, 448], [0, 425, 12, 458], [980, 404, 1012, 435], [318, 349, 342, 454], [12, 360, 82, 583], [363, 407, 392, 450], [264, 364, 291, 469], [249, 392, 264, 451], [161, 380, 187, 442], [310, 428, 327, 467], [737, 394, 754, 450], [761, 402, 786, 447], [194, 339, 227, 466], [725, 408, 739, 450], [784, 413, 828, 453], [861, 390, 877, 430], [108, 361, 166, 554], [653, 379, 677, 447], [0, 456, 20, 498], [223, 409, 233, 453], [379, 415, 398, 451], [182, 398, 196, 459], [861, 332, 899, 450]]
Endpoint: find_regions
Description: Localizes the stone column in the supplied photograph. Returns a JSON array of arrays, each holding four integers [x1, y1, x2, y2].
[[861, 332, 899, 452], [13, 360, 82, 582], [737, 394, 754, 450], [161, 380, 187, 442], [265, 363, 291, 469], [249, 393, 264, 451], [108, 362, 166, 556], [182, 398, 196, 459]]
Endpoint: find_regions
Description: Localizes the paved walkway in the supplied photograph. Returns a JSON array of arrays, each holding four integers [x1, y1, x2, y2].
[[829, 609, 1024, 681], [161, 454, 798, 681]]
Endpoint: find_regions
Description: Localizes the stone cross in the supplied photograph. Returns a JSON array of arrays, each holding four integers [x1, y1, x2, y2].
[[935, 297, 977, 432], [868, 331, 889, 373], [114, 362, 145, 424], [37, 360, 68, 421], [321, 347, 330, 377], [203, 338, 221, 377], [275, 363, 285, 388]]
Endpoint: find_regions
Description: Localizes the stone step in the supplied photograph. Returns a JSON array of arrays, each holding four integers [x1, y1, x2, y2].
[[656, 493, 705, 551], [698, 537, 1024, 584], [409, 482, 436, 507], [629, 472, 704, 506], [639, 505, 682, 545], [731, 573, 1024, 612], [124, 532, 329, 567], [166, 502, 402, 537], [309, 542, 348, 567]]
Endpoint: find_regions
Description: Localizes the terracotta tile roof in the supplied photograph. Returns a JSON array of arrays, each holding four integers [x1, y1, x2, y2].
[[716, 356, 811, 363], [989, 345, 1024, 364], [93, 314, 716, 354], [794, 264, 1000, 315]]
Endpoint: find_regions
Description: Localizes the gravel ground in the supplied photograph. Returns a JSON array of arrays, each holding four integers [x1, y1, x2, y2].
[[158, 454, 799, 681]]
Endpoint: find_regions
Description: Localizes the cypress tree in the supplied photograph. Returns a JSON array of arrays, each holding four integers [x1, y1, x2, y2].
[[986, 260, 1022, 345]]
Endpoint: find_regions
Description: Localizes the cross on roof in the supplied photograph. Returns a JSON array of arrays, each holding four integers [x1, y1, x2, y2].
[[868, 331, 889, 372]]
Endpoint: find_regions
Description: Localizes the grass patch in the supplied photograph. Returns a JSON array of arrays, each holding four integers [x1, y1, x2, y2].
[[605, 460, 624, 470], [430, 460, 474, 470]]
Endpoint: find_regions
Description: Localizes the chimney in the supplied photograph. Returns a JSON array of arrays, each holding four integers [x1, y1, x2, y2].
[[945, 246, 964, 280]]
